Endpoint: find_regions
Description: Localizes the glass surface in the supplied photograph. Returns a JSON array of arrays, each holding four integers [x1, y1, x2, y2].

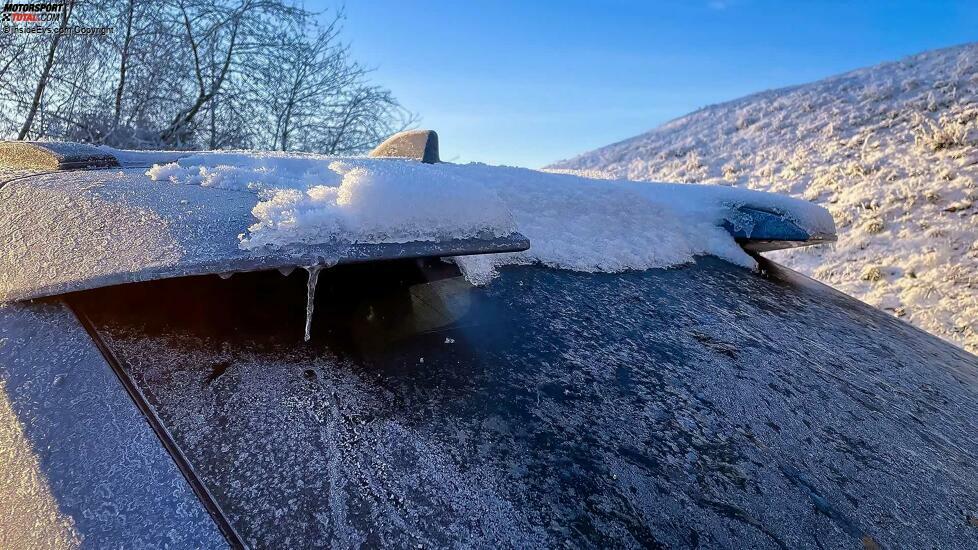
[[70, 257, 978, 549]]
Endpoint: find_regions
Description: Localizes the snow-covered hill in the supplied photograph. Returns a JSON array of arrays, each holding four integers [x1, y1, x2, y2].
[[551, 44, 978, 353]]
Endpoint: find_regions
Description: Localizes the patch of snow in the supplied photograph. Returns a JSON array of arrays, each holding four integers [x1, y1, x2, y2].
[[146, 153, 832, 284], [147, 153, 517, 250], [551, 43, 978, 353], [442, 163, 832, 281]]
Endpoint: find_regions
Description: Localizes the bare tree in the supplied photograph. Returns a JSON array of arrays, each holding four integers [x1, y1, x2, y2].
[[251, 9, 416, 154], [159, 0, 238, 145], [0, 0, 413, 153], [17, 1, 75, 139], [112, 0, 135, 128]]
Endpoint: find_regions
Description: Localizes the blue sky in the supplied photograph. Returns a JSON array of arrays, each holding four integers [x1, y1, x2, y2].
[[311, 1, 977, 167]]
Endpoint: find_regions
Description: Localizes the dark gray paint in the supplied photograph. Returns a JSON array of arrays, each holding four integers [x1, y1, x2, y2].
[[0, 301, 225, 548]]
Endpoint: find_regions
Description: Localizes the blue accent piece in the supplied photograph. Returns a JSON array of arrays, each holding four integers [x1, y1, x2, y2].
[[722, 206, 812, 242]]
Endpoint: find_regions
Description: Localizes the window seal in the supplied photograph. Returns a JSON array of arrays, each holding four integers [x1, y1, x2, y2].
[[68, 301, 247, 550]]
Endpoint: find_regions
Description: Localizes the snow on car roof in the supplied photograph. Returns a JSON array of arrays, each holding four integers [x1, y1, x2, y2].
[[0, 147, 833, 303], [145, 152, 835, 283]]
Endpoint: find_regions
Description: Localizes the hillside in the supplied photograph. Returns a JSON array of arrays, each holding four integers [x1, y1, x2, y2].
[[551, 43, 978, 353]]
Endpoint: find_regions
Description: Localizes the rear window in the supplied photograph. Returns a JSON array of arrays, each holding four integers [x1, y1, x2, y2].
[[67, 257, 978, 548]]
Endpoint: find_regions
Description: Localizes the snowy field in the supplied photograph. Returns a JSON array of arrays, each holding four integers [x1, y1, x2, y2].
[[552, 43, 978, 353]]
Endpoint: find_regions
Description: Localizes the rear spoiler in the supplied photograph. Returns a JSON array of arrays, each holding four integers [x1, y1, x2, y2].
[[0, 133, 830, 302], [0, 133, 527, 303]]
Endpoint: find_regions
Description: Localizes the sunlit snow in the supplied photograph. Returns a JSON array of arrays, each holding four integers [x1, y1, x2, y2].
[[147, 153, 832, 284]]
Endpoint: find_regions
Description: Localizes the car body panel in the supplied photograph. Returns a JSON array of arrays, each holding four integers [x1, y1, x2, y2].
[[0, 301, 225, 548]]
